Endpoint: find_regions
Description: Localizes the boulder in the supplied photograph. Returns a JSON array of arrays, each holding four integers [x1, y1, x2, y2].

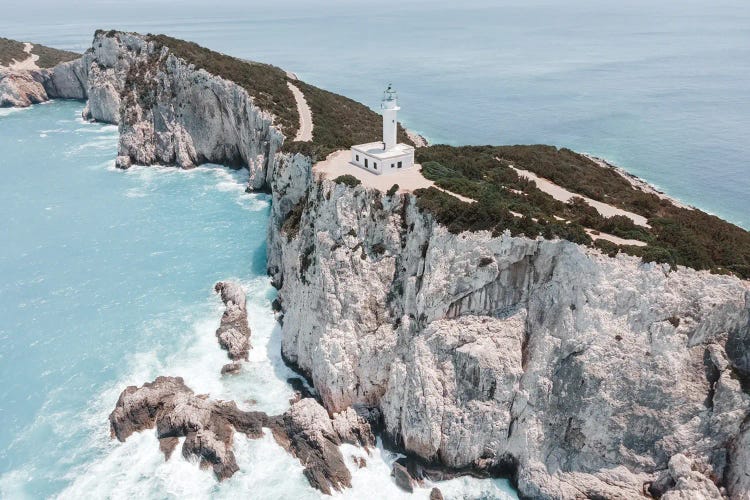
[[214, 281, 251, 361]]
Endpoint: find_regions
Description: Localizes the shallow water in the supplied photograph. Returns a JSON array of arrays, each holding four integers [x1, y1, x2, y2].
[[0, 101, 517, 499], [1, 0, 748, 227]]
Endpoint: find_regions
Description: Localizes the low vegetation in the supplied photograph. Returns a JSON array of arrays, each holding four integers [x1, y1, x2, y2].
[[0, 37, 27, 66], [415, 145, 750, 279], [333, 174, 361, 187], [0, 37, 78, 68]]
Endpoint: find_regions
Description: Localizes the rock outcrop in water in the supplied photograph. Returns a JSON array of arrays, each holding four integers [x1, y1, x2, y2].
[[214, 281, 251, 364], [109, 377, 376, 493], [22, 30, 749, 498], [109, 376, 266, 480]]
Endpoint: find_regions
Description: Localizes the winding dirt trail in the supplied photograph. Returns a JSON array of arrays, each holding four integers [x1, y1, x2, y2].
[[9, 43, 40, 70], [287, 81, 313, 142]]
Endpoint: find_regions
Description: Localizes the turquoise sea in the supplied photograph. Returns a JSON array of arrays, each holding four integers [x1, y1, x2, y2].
[[0, 1, 748, 498], [0, 103, 517, 498]]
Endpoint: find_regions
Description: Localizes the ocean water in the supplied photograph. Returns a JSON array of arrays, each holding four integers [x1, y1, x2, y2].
[[1, 1, 748, 497], [0, 101, 517, 499], [0, 0, 748, 227]]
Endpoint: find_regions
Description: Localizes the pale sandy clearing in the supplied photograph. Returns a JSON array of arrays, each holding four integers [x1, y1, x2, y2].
[[287, 81, 313, 142], [314, 150, 475, 202], [9, 43, 40, 71], [501, 159, 650, 227], [585, 229, 647, 247]]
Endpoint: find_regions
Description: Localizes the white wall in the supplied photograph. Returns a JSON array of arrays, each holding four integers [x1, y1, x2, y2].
[[350, 148, 414, 176]]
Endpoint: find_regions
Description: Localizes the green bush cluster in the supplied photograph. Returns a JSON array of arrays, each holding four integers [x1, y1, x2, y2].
[[333, 175, 361, 187]]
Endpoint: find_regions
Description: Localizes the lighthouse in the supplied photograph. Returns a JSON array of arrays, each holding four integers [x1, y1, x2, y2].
[[350, 84, 415, 175], [381, 84, 399, 151]]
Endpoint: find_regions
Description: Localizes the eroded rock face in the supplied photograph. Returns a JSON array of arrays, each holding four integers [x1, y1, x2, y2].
[[214, 281, 251, 361], [0, 70, 47, 107], [80, 31, 284, 189], [268, 398, 353, 494], [110, 377, 376, 493], [109, 376, 266, 480], [268, 171, 750, 499], [0, 58, 87, 107]]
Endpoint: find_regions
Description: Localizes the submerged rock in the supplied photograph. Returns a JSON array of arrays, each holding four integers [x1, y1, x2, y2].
[[429, 487, 444, 500], [214, 281, 251, 361], [391, 462, 416, 493], [220, 362, 241, 375]]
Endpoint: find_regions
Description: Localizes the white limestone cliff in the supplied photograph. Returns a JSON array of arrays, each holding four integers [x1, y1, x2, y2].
[[0, 57, 87, 107], [14, 30, 750, 499], [268, 172, 750, 499], [81, 31, 283, 190]]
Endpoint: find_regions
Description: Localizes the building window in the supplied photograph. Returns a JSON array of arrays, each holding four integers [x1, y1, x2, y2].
[[398, 161, 402, 168], [391, 163, 395, 168], [374, 163, 378, 170], [365, 158, 368, 168], [356, 154, 359, 162]]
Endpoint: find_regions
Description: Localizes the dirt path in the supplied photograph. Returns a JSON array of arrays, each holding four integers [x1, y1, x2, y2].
[[501, 159, 650, 227], [9, 43, 40, 70], [287, 81, 313, 142]]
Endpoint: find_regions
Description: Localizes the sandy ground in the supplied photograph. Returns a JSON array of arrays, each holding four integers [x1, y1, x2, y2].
[[585, 229, 647, 247], [504, 161, 650, 227], [314, 150, 475, 202], [287, 81, 313, 142], [9, 43, 40, 70]]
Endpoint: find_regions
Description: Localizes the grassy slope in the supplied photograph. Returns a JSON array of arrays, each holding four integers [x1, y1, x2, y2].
[[0, 37, 27, 66], [415, 145, 750, 279], [0, 37, 78, 68]]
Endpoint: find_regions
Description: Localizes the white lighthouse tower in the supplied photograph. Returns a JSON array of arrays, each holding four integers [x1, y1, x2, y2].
[[350, 84, 415, 175], [381, 84, 399, 151]]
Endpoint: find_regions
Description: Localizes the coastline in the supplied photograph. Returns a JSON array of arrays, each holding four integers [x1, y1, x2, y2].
[[2, 30, 749, 500]]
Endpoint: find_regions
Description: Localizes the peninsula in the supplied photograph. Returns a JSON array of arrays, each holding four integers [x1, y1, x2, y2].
[[2, 31, 749, 500]]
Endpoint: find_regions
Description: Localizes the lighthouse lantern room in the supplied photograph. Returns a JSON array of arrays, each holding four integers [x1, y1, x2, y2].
[[350, 84, 415, 175]]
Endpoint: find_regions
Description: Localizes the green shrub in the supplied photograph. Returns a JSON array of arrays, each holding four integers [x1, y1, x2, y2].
[[333, 175, 361, 187], [387, 184, 399, 197]]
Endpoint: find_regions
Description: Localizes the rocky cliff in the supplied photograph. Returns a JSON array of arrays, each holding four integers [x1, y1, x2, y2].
[[268, 172, 750, 499], [0, 57, 88, 107], [81, 31, 283, 190], [11, 30, 750, 499]]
